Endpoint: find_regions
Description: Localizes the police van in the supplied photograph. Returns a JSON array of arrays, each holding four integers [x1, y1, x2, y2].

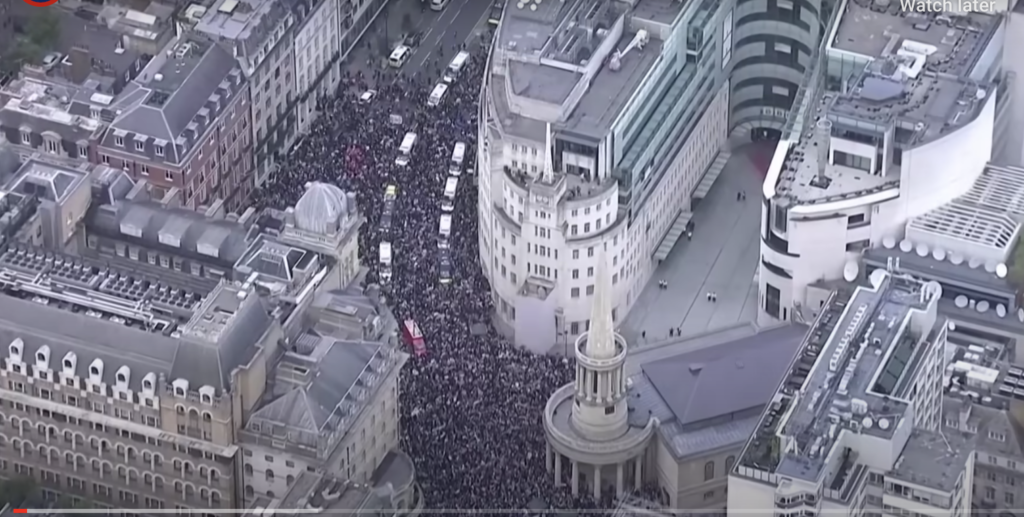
[[449, 142, 466, 176], [441, 177, 458, 212], [443, 51, 470, 83], [381, 184, 397, 234], [427, 83, 448, 107], [378, 241, 393, 281], [438, 248, 452, 284], [395, 132, 417, 166], [388, 46, 412, 68], [437, 214, 452, 249], [431, 0, 449, 10]]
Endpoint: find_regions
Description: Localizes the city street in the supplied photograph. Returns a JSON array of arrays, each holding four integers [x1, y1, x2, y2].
[[346, 0, 492, 83]]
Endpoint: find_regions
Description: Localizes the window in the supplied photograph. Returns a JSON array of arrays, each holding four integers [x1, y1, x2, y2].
[[165, 171, 174, 181], [572, 269, 579, 279], [703, 490, 715, 501], [725, 455, 735, 473], [989, 430, 1006, 442], [833, 150, 870, 172], [847, 213, 866, 227], [101, 155, 110, 165], [570, 288, 580, 298], [115, 136, 124, 147], [141, 165, 149, 175], [570, 322, 579, 334], [587, 267, 594, 277], [572, 250, 580, 260], [155, 145, 165, 157], [604, 406, 615, 415], [1007, 492, 1015, 505], [46, 139, 60, 153], [771, 85, 790, 96], [21, 131, 31, 145], [77, 143, 88, 158], [587, 247, 594, 257], [704, 461, 714, 481], [134, 140, 145, 152], [586, 285, 594, 296], [774, 42, 792, 53], [571, 224, 578, 236]]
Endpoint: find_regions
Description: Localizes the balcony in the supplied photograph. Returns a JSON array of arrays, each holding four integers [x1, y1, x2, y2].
[[519, 276, 556, 300]]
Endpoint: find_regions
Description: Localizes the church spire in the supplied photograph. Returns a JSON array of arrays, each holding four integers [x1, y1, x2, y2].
[[541, 123, 555, 183], [584, 250, 617, 360]]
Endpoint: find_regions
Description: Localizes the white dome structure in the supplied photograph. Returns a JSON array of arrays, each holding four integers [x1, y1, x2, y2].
[[294, 182, 350, 234]]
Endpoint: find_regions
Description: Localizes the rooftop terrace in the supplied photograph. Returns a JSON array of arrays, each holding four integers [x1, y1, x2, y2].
[[737, 271, 943, 483]]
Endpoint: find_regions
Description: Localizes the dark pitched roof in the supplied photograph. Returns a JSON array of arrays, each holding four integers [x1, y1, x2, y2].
[[642, 325, 806, 426]]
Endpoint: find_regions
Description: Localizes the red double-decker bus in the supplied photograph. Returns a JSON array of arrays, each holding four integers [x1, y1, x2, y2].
[[402, 319, 427, 357]]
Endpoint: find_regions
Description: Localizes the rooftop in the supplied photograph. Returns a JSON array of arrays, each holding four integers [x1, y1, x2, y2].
[[774, 4, 1001, 206], [196, 0, 297, 60], [907, 163, 1024, 261], [0, 78, 102, 134], [102, 37, 244, 163], [4, 159, 88, 204], [490, 0, 662, 140], [737, 271, 943, 482], [627, 326, 806, 459], [831, 1, 998, 77]]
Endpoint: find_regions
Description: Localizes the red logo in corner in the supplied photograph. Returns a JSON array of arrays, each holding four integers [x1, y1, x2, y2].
[[23, 0, 61, 6]]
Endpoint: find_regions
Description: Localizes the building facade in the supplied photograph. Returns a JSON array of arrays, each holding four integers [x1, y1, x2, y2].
[[197, 0, 298, 189], [96, 37, 253, 212], [479, 0, 733, 351], [0, 158, 409, 512], [758, 1, 1009, 324]]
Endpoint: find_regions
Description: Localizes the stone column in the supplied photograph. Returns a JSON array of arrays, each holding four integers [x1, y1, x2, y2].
[[593, 465, 601, 500], [546, 443, 553, 473], [571, 460, 580, 496], [616, 463, 624, 496], [554, 453, 563, 487], [634, 456, 643, 487]]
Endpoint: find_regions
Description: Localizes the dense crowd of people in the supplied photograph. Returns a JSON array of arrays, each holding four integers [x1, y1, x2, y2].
[[250, 42, 614, 512]]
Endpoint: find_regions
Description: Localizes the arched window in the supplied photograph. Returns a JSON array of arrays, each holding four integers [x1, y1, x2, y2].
[[725, 455, 736, 473], [703, 460, 714, 481]]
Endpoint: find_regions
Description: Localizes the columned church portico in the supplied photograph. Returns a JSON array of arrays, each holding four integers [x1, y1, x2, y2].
[[542, 252, 656, 499]]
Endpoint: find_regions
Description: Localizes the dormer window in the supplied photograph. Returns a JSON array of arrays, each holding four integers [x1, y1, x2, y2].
[[143, 379, 152, 391], [89, 365, 99, 376], [135, 140, 144, 152], [175, 387, 185, 396], [155, 144, 164, 157], [990, 431, 1006, 442], [77, 142, 88, 158], [116, 373, 126, 384], [20, 130, 30, 145], [115, 136, 124, 147], [63, 359, 73, 370], [46, 138, 60, 154]]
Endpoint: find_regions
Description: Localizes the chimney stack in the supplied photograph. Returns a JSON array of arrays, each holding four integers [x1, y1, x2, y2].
[[816, 119, 833, 180], [69, 46, 91, 84]]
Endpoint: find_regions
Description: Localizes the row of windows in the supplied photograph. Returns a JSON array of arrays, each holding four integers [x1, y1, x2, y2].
[[14, 131, 87, 157]]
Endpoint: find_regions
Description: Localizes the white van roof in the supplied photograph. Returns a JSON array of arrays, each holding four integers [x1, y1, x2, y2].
[[453, 142, 466, 155], [379, 241, 392, 260], [430, 83, 448, 97], [439, 214, 452, 232], [444, 177, 459, 196], [390, 46, 410, 59], [449, 51, 470, 69]]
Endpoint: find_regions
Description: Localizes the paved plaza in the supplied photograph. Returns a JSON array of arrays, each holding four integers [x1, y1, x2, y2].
[[621, 143, 775, 346]]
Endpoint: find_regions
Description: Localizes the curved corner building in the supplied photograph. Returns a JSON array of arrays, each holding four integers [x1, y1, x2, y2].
[[758, 1, 1009, 323], [730, 0, 829, 140], [478, 0, 742, 351]]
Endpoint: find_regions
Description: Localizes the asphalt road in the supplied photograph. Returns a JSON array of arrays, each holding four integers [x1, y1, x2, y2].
[[403, 0, 492, 76]]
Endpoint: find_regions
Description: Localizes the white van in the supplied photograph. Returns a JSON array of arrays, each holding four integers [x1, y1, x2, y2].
[[395, 132, 417, 166], [427, 83, 448, 107], [449, 142, 466, 176], [379, 241, 393, 280], [443, 51, 470, 83], [438, 214, 452, 248], [388, 46, 412, 68], [431, 0, 450, 10], [441, 177, 459, 212]]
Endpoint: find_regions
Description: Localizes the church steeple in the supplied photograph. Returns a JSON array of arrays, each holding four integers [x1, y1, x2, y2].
[[584, 251, 616, 360], [541, 123, 555, 183], [571, 249, 629, 441]]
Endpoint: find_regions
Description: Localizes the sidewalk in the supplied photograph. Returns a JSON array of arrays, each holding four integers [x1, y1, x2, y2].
[[344, 0, 435, 84]]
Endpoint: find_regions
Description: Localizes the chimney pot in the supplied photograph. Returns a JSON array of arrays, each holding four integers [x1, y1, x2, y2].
[[816, 119, 833, 180]]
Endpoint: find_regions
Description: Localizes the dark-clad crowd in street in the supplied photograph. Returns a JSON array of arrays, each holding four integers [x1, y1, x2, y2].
[[248, 45, 623, 512]]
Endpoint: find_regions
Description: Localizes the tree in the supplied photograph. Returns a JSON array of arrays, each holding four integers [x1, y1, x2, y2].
[[25, 11, 60, 48], [0, 476, 38, 507]]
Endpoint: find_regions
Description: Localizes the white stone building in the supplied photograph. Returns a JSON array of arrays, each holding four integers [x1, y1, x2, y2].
[[758, 2, 1011, 324]]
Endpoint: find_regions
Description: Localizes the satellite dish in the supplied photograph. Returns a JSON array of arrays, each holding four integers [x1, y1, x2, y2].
[[916, 243, 929, 257], [997, 304, 1007, 317], [932, 248, 946, 261], [862, 417, 874, 429], [950, 253, 964, 265], [997, 263, 1008, 278], [955, 295, 969, 308], [843, 261, 859, 282], [948, 321, 957, 331], [969, 257, 983, 269], [899, 240, 913, 252], [870, 269, 888, 288], [977, 300, 990, 313], [882, 236, 896, 249], [878, 418, 890, 430], [985, 261, 998, 273]]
